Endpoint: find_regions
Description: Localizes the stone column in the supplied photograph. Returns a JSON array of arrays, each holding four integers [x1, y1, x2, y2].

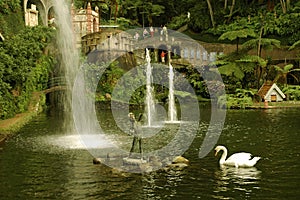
[[87, 3, 92, 33], [154, 49, 158, 62]]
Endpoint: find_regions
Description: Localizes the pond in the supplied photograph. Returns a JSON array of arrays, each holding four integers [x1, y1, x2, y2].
[[0, 105, 299, 199]]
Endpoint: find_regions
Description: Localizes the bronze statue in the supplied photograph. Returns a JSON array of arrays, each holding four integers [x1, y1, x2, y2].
[[128, 112, 143, 158]]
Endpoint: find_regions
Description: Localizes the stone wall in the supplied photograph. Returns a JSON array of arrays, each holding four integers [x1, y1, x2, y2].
[[25, 4, 39, 27]]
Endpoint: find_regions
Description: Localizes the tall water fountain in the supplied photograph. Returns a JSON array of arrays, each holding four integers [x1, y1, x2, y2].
[[52, 0, 79, 132], [144, 48, 156, 127], [167, 62, 177, 122], [52, 0, 114, 150]]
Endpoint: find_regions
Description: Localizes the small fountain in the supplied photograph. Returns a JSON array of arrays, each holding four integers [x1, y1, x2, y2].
[[167, 62, 178, 122], [144, 48, 156, 127]]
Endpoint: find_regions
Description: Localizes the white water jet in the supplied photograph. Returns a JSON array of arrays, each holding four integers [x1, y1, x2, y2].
[[145, 48, 156, 126], [53, 1, 114, 149], [167, 62, 178, 122], [52, 0, 79, 132]]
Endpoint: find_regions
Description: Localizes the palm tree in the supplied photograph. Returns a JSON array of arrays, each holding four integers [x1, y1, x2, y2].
[[242, 38, 281, 57], [273, 64, 300, 85]]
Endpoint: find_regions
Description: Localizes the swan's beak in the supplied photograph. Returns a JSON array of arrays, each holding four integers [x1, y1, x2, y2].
[[214, 150, 219, 156]]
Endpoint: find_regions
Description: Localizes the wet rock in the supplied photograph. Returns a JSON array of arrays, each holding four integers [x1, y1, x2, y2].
[[167, 162, 189, 170], [163, 156, 189, 171], [93, 157, 102, 164], [172, 156, 189, 165]]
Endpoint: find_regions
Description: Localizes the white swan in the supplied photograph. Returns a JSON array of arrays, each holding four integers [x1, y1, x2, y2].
[[215, 145, 261, 168]]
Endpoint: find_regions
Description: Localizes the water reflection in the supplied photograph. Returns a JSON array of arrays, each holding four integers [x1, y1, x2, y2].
[[1, 108, 300, 199], [142, 170, 186, 199], [213, 166, 261, 198]]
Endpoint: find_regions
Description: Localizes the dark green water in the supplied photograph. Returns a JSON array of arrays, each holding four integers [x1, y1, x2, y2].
[[0, 107, 299, 199]]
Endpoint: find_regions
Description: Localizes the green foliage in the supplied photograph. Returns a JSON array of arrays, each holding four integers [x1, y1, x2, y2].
[[0, 1, 24, 35], [282, 85, 300, 100], [217, 61, 245, 80], [184, 66, 211, 99], [218, 88, 255, 109], [289, 40, 300, 50], [273, 64, 300, 84], [0, 0, 21, 14], [188, 1, 211, 32], [214, 51, 260, 86], [243, 38, 281, 52], [0, 26, 55, 119], [82, 61, 126, 101], [167, 14, 188, 30], [218, 29, 257, 41]]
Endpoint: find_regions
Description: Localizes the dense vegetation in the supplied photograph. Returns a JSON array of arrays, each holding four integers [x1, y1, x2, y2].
[[74, 0, 300, 45], [0, 1, 55, 119], [1, 0, 300, 120], [73, 0, 300, 108]]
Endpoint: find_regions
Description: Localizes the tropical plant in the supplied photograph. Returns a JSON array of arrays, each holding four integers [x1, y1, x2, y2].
[[218, 88, 255, 109], [243, 38, 281, 56], [289, 40, 300, 50], [282, 85, 300, 100], [218, 29, 257, 52], [273, 64, 300, 85]]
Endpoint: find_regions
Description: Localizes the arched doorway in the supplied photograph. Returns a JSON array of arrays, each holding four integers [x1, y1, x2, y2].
[[158, 44, 168, 64], [48, 6, 55, 27]]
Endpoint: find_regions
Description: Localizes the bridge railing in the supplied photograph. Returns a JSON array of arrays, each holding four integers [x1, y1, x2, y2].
[[48, 76, 66, 88]]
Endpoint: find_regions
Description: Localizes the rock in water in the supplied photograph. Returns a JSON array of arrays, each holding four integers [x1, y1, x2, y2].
[[172, 156, 189, 165], [123, 157, 147, 166], [93, 158, 102, 164]]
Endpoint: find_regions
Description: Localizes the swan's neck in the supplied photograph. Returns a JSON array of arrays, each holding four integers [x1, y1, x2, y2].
[[219, 147, 228, 164]]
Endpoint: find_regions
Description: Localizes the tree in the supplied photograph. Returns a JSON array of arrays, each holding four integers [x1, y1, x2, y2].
[[273, 64, 300, 85], [227, 0, 236, 22], [279, 0, 290, 14], [0, 26, 54, 119], [206, 0, 215, 28], [218, 29, 257, 52], [236, 54, 268, 89], [242, 38, 281, 57]]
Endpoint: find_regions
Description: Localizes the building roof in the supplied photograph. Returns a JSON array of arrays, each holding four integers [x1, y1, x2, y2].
[[258, 82, 286, 99]]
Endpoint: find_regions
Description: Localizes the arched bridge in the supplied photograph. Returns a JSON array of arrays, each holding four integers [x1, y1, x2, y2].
[[42, 76, 66, 94], [83, 30, 219, 67], [83, 29, 300, 65]]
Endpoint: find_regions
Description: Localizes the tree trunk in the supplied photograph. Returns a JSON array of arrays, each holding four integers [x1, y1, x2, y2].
[[257, 26, 264, 89], [114, 1, 118, 23], [236, 37, 239, 53], [286, 0, 290, 11], [280, 0, 287, 13], [206, 0, 215, 28], [228, 0, 236, 22], [224, 0, 228, 10], [257, 26, 263, 57]]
